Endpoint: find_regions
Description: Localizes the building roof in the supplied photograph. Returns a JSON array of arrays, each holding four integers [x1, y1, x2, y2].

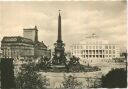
[[35, 41, 47, 49], [1, 36, 34, 44], [80, 37, 108, 45], [23, 26, 38, 31], [78, 34, 119, 45]]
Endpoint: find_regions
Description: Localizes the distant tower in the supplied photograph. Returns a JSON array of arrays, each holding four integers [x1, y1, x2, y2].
[[23, 26, 38, 42], [52, 10, 67, 65], [34, 26, 38, 42]]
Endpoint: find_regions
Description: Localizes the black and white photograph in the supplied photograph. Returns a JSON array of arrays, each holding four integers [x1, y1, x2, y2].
[[0, 0, 127, 89]]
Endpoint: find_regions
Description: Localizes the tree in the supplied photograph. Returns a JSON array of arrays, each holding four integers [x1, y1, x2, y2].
[[62, 75, 83, 89], [1, 58, 16, 89], [68, 56, 80, 65], [101, 68, 127, 88], [67, 56, 81, 72], [34, 56, 51, 72], [16, 61, 49, 89]]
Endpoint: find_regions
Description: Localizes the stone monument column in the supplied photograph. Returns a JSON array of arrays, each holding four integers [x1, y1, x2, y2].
[[52, 10, 67, 65]]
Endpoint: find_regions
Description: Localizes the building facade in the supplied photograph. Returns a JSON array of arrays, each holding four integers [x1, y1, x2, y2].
[[34, 41, 51, 58], [70, 34, 120, 66], [23, 26, 51, 58], [23, 26, 38, 42], [1, 36, 34, 59], [0, 26, 51, 76], [1, 26, 51, 60], [0, 48, 2, 58]]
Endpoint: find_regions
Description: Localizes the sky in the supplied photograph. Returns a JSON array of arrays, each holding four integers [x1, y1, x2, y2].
[[0, 1, 127, 50]]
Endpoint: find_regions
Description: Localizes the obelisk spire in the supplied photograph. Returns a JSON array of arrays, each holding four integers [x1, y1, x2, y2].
[[57, 10, 62, 42], [52, 10, 67, 65]]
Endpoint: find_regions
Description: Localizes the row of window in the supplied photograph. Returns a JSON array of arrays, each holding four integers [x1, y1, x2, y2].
[[82, 55, 105, 58], [72, 45, 116, 50], [3, 49, 33, 53], [72, 45, 82, 49], [106, 50, 115, 54], [2, 49, 34, 57], [72, 50, 116, 54], [105, 45, 116, 49], [82, 50, 104, 53], [81, 55, 116, 58], [3, 51, 19, 58]]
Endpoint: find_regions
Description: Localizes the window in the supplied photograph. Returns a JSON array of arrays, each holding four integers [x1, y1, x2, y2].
[[96, 46, 98, 49], [81, 51, 83, 54], [86, 50, 88, 54], [106, 50, 108, 54], [93, 50, 95, 54], [89, 46, 91, 49], [113, 46, 115, 49], [99, 50, 102, 54], [105, 46, 108, 49], [113, 50, 115, 54], [89, 50, 91, 54], [96, 50, 98, 54], [109, 46, 111, 49], [99, 46, 102, 49], [77, 46, 79, 49], [86, 46, 88, 49], [109, 50, 111, 54]]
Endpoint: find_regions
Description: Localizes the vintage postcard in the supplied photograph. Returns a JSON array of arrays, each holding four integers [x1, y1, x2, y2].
[[0, 1, 127, 89]]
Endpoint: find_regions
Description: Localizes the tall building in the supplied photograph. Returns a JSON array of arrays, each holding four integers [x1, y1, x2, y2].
[[1, 36, 34, 59], [23, 26, 38, 42], [1, 26, 51, 59], [70, 34, 121, 66]]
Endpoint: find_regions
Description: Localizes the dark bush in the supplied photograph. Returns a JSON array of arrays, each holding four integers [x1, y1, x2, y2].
[[101, 68, 127, 88]]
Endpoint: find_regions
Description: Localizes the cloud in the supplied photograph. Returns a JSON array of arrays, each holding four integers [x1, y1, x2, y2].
[[0, 1, 127, 50]]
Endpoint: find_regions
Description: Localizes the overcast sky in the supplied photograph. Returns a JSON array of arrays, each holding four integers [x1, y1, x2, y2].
[[0, 1, 127, 50]]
